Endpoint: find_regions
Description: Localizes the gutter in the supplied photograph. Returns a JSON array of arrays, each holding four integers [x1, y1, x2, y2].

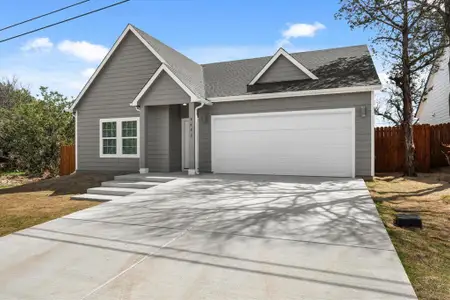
[[193, 98, 212, 175]]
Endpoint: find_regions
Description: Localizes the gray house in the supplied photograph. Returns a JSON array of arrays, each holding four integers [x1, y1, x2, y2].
[[69, 24, 381, 178]]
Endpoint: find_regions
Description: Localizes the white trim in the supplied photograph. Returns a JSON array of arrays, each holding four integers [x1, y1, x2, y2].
[[249, 48, 318, 85], [69, 24, 167, 112], [75, 111, 78, 171], [211, 108, 356, 178], [370, 91, 375, 177], [139, 168, 149, 174], [99, 117, 140, 158], [130, 64, 197, 106], [351, 107, 356, 179], [181, 118, 189, 170], [209, 85, 382, 103]]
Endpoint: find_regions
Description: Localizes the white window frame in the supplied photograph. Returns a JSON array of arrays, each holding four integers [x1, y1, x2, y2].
[[99, 117, 140, 158]]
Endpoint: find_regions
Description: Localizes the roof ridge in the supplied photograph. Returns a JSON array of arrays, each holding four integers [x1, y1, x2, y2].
[[200, 44, 369, 66], [130, 24, 201, 66]]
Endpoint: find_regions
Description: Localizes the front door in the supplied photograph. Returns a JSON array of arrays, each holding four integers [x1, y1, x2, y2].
[[181, 118, 190, 170]]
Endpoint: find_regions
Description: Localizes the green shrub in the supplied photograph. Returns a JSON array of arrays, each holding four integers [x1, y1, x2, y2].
[[0, 86, 74, 175]]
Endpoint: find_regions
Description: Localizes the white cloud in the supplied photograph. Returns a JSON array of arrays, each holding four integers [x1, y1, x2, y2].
[[21, 37, 53, 51], [81, 67, 95, 77], [58, 40, 108, 62], [278, 22, 326, 47], [282, 22, 326, 38]]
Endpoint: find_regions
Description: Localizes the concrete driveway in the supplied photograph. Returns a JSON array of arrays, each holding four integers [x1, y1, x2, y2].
[[0, 175, 417, 299]]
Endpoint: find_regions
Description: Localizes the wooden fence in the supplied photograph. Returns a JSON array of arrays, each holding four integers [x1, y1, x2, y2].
[[59, 145, 75, 176], [375, 123, 450, 172]]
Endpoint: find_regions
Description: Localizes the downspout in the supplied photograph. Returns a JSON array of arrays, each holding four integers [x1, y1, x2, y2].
[[194, 102, 205, 174], [73, 111, 78, 173]]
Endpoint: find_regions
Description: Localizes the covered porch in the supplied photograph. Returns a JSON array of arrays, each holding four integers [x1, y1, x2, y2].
[[138, 102, 196, 174]]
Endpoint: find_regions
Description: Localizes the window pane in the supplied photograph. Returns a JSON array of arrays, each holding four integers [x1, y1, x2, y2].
[[122, 138, 137, 154], [102, 139, 116, 154], [102, 122, 116, 137], [122, 121, 137, 137]]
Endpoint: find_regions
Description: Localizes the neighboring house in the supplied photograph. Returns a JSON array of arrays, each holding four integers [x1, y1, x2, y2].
[[69, 24, 381, 178], [416, 49, 450, 124]]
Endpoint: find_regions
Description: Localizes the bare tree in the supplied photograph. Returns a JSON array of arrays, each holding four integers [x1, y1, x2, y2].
[[376, 73, 427, 125], [336, 0, 446, 176]]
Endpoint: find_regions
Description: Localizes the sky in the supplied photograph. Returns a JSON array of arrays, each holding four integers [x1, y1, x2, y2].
[[0, 0, 387, 117]]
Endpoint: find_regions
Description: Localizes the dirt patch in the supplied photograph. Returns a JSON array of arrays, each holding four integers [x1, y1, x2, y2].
[[0, 173, 40, 188], [0, 172, 122, 237], [366, 174, 450, 300]]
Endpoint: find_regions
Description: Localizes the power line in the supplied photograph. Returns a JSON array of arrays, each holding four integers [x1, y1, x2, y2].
[[0, 0, 91, 32], [0, 0, 130, 43]]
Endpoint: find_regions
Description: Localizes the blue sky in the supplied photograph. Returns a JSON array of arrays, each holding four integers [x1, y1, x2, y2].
[[0, 0, 383, 99]]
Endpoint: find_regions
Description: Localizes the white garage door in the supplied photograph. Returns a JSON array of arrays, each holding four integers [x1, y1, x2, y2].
[[211, 108, 355, 177]]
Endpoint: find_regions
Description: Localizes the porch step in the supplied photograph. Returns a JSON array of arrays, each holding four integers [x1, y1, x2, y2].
[[71, 194, 122, 202], [101, 180, 159, 189], [114, 174, 176, 183], [86, 187, 143, 196]]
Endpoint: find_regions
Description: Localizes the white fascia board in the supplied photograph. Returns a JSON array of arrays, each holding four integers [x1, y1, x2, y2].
[[130, 64, 197, 106], [249, 48, 318, 85], [208, 85, 382, 103], [69, 24, 166, 112]]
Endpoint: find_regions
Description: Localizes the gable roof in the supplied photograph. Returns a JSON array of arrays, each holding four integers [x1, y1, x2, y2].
[[131, 64, 197, 106], [132, 25, 205, 99], [249, 48, 318, 85], [202, 44, 380, 98], [70, 24, 204, 111], [71, 25, 381, 111]]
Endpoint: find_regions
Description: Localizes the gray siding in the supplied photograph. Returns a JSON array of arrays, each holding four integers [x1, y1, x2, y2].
[[77, 32, 161, 171], [258, 55, 310, 83], [140, 71, 190, 106], [199, 92, 372, 176], [145, 105, 183, 172], [147, 106, 169, 172], [169, 105, 182, 171]]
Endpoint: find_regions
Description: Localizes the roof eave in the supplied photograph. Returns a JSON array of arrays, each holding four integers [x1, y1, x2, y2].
[[208, 84, 382, 102]]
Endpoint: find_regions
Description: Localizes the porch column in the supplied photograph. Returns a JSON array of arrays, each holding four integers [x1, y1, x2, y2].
[[139, 106, 148, 173], [188, 102, 196, 174]]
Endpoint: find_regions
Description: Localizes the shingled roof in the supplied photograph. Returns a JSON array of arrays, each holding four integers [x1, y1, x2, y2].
[[202, 45, 380, 98], [132, 26, 205, 98], [71, 24, 381, 111], [132, 25, 380, 100]]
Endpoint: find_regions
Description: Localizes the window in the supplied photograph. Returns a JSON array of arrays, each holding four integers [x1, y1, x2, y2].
[[100, 117, 139, 158]]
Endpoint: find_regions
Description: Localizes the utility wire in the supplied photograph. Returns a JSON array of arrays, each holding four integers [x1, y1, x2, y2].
[[0, 0, 91, 32], [0, 0, 130, 43]]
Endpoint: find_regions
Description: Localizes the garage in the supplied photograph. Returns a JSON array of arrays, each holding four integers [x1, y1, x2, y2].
[[211, 108, 355, 177]]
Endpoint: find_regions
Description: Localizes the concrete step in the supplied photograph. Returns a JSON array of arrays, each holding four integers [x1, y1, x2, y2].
[[114, 174, 176, 183], [86, 187, 143, 196], [71, 194, 122, 202], [101, 180, 159, 189]]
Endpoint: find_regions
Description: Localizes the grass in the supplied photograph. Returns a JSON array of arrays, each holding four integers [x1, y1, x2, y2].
[[0, 171, 25, 176], [0, 172, 120, 237], [366, 175, 450, 300]]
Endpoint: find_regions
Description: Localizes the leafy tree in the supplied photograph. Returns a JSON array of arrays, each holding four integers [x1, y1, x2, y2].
[[0, 77, 33, 109], [336, 0, 447, 176], [0, 85, 74, 175]]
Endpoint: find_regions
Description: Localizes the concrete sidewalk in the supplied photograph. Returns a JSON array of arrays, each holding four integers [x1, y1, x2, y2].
[[0, 175, 417, 299]]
